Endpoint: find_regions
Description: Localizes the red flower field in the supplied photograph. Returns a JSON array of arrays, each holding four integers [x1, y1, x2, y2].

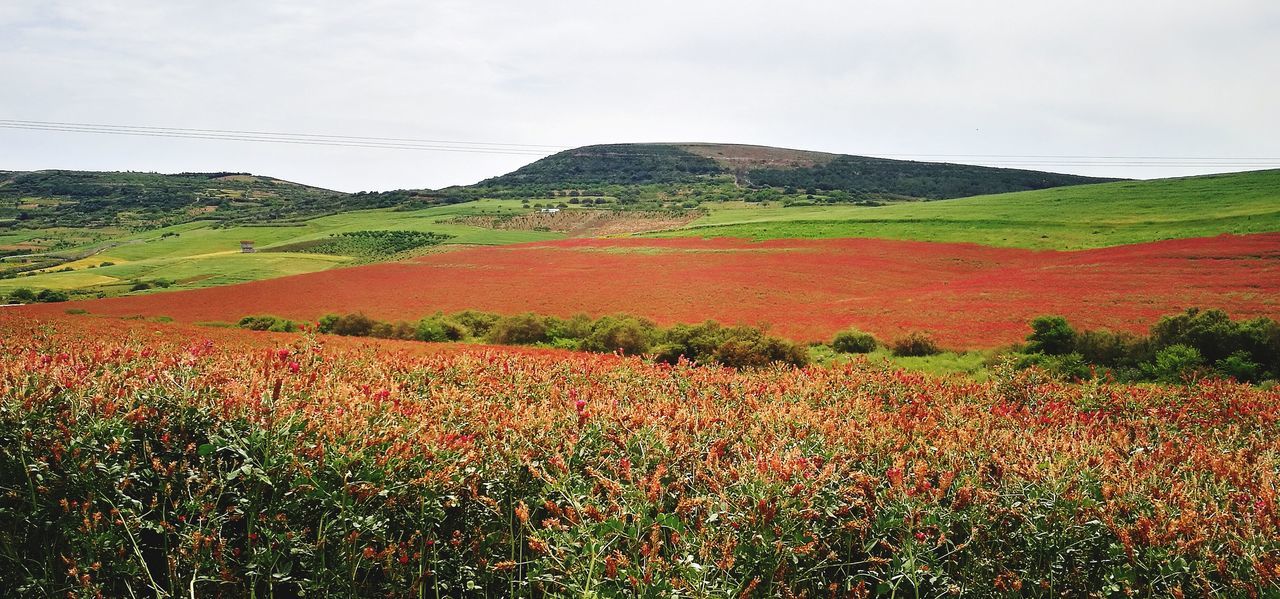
[[17, 233, 1280, 348]]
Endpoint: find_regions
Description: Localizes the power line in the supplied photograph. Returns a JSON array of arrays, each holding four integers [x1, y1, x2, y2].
[[3, 118, 1279, 169], [0, 120, 557, 156]]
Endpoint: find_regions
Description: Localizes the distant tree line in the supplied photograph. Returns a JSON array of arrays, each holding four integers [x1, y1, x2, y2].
[[239, 310, 811, 368]]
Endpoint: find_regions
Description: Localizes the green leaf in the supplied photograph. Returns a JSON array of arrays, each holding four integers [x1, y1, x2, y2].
[[198, 443, 216, 456]]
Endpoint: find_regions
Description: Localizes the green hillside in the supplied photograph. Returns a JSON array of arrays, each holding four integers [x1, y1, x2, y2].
[[0, 200, 560, 296], [647, 169, 1280, 249], [0, 170, 384, 230], [480, 143, 1117, 199]]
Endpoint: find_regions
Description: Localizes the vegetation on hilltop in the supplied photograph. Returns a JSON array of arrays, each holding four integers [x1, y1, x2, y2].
[[479, 143, 1116, 199]]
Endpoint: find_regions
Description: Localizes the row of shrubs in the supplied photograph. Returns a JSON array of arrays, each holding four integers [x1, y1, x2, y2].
[[240, 311, 814, 368], [2, 287, 68, 304], [1022, 308, 1280, 383]]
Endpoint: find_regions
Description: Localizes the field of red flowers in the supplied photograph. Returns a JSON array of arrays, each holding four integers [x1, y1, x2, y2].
[[2, 315, 1278, 596], [21, 233, 1279, 348]]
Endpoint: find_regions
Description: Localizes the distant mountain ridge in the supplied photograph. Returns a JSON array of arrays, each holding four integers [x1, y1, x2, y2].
[[480, 143, 1120, 198]]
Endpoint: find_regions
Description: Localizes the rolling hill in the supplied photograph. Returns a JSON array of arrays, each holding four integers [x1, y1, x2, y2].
[[479, 143, 1118, 198], [651, 169, 1280, 249]]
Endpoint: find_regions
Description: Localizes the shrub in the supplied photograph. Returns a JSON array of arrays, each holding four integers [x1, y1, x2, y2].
[[580, 314, 658, 355], [487, 313, 550, 345], [370, 321, 416, 340], [237, 315, 297, 333], [452, 310, 501, 338], [6, 288, 35, 303], [711, 326, 810, 368], [35, 289, 69, 303], [1018, 352, 1092, 381], [1148, 344, 1204, 383], [831, 328, 877, 353], [320, 313, 376, 337], [657, 321, 728, 365], [129, 281, 152, 291], [890, 331, 941, 357], [1074, 329, 1149, 367], [546, 313, 594, 342], [1215, 351, 1263, 383], [1026, 315, 1076, 355], [415, 313, 468, 342]]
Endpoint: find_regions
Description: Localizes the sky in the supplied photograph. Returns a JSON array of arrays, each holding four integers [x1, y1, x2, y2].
[[1, 0, 1278, 192]]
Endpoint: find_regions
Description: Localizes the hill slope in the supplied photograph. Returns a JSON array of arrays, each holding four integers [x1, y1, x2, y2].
[[0, 170, 373, 230], [480, 143, 1118, 198], [650, 169, 1280, 249]]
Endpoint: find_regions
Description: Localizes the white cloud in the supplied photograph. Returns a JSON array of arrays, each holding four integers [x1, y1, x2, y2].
[[1, 0, 1277, 191]]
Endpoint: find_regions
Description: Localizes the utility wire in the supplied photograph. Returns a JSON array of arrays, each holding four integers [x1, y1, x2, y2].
[[4, 118, 1280, 169]]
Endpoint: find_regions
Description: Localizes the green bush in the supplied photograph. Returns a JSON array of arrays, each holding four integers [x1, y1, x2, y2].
[[831, 328, 877, 353], [35, 289, 69, 303], [657, 321, 729, 364], [546, 313, 594, 342], [1148, 344, 1204, 383], [1073, 329, 1150, 367], [890, 331, 941, 357], [711, 326, 810, 368], [580, 314, 658, 355], [1215, 351, 1262, 383], [415, 313, 468, 342], [452, 310, 501, 338], [370, 321, 416, 340], [318, 313, 376, 337], [6, 287, 35, 303], [237, 315, 297, 333], [487, 313, 550, 345], [1026, 315, 1076, 355]]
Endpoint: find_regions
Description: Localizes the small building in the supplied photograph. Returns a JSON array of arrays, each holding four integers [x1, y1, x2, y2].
[[240, 240, 256, 253]]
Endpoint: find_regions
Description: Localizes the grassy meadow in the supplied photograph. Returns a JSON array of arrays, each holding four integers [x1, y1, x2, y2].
[[0, 200, 559, 295], [649, 169, 1280, 249]]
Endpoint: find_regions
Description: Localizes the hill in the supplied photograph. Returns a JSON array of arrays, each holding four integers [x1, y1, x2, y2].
[[0, 169, 379, 230], [650, 169, 1280, 249], [479, 142, 1118, 198]]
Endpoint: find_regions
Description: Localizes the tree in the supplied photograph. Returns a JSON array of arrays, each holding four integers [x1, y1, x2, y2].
[[6, 287, 35, 303], [832, 328, 878, 354], [1026, 315, 1076, 355]]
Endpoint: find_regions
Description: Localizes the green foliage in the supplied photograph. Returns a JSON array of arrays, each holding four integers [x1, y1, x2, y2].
[[1149, 344, 1205, 383], [1072, 329, 1150, 368], [5, 287, 35, 303], [274, 230, 452, 259], [1026, 315, 1077, 355], [831, 327, 878, 353], [747, 154, 1113, 199], [237, 315, 298, 333], [35, 289, 69, 303], [1216, 351, 1263, 382], [579, 314, 659, 355], [414, 313, 468, 342], [890, 331, 942, 357], [1014, 309, 1279, 384], [480, 144, 722, 186], [655, 169, 1280, 250], [316, 312, 376, 337], [487, 313, 551, 345], [711, 326, 811, 368], [0, 170, 371, 230]]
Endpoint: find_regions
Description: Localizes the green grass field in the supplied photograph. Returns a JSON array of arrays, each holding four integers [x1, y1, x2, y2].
[[648, 169, 1280, 249], [0, 200, 561, 295]]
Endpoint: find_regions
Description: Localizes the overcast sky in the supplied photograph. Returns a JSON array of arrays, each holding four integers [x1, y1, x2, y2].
[[1, 0, 1278, 192]]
